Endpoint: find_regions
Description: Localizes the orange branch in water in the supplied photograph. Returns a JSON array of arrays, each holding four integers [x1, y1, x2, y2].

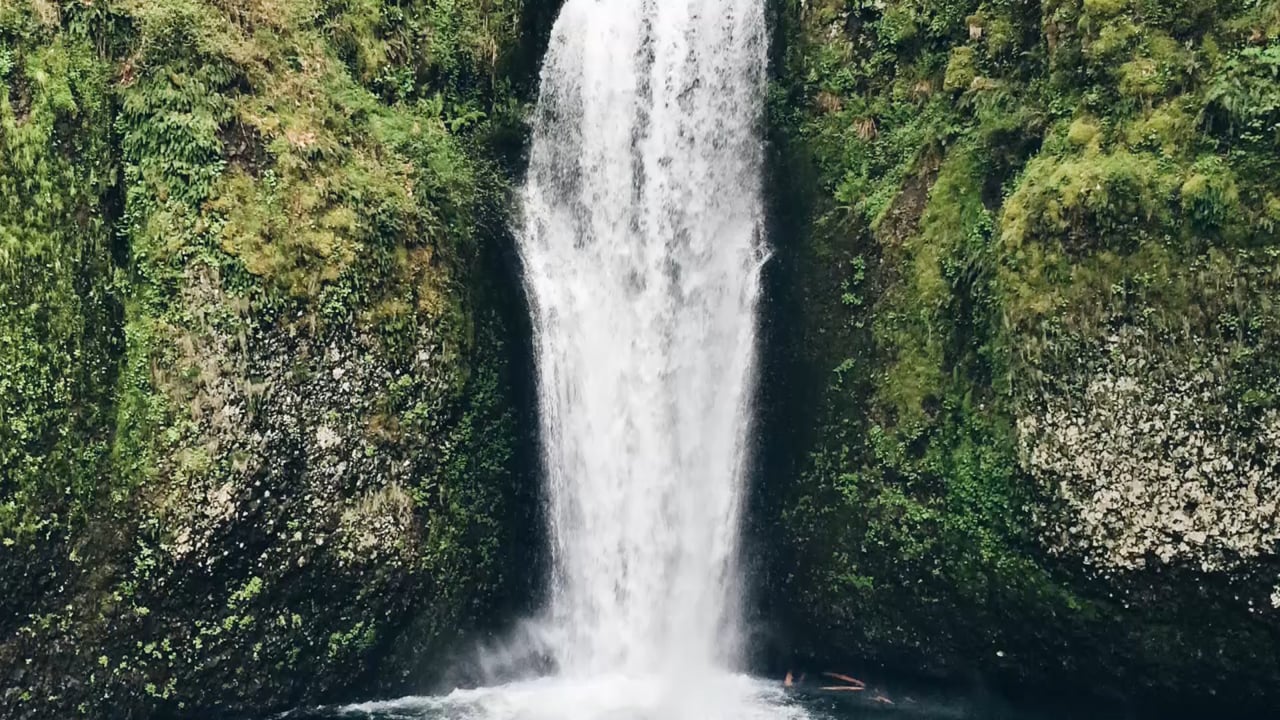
[[821, 672, 867, 688], [819, 686, 866, 692]]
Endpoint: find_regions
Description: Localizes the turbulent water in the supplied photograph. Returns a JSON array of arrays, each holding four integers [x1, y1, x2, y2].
[[287, 677, 1097, 720], [517, 0, 768, 677]]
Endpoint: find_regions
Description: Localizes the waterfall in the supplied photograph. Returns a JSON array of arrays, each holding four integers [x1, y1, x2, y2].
[[326, 3, 813, 718], [519, 0, 768, 678]]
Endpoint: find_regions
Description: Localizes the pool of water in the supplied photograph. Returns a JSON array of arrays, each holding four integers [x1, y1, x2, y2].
[[273, 672, 1113, 720]]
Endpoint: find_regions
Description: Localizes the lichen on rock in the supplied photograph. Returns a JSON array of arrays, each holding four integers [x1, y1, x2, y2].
[[0, 0, 550, 717], [1019, 331, 1280, 572]]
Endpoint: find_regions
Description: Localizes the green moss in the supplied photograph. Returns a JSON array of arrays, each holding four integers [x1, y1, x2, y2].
[[0, 4, 118, 539], [1001, 150, 1173, 253], [1, 0, 546, 716], [943, 46, 977, 92], [1083, 0, 1127, 18], [766, 0, 1280, 707], [1066, 116, 1100, 147]]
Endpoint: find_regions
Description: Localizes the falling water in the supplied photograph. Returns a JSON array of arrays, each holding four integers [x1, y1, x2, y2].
[[312, 2, 794, 717], [518, 0, 768, 679]]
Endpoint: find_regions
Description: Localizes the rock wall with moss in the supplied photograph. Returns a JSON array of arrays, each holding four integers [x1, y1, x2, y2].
[[759, 0, 1280, 712], [0, 1, 550, 717]]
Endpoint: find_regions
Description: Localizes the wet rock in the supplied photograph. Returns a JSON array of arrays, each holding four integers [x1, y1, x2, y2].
[[1018, 330, 1280, 573]]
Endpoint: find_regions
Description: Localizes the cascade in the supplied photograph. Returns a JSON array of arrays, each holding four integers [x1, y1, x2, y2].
[[331, 3, 807, 717], [518, 0, 769, 678]]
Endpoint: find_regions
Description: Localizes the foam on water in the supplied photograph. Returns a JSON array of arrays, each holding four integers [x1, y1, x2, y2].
[[333, 675, 814, 720]]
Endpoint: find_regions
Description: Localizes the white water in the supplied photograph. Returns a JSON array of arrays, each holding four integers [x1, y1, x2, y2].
[[335, 1, 787, 717], [520, 0, 768, 679]]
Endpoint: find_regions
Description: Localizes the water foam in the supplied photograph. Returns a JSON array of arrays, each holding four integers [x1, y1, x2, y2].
[[335, 675, 813, 720]]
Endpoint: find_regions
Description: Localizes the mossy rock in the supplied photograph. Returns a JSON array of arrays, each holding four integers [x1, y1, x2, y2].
[[759, 0, 1280, 712], [0, 1, 553, 717]]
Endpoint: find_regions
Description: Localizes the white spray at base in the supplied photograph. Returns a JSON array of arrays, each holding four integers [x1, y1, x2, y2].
[[518, 0, 768, 680]]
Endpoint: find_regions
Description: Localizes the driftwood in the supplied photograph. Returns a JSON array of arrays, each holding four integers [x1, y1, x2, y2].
[[789, 669, 890, 702], [821, 671, 866, 689], [819, 686, 865, 692]]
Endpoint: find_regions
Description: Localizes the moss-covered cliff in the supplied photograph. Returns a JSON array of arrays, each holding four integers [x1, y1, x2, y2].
[[759, 0, 1280, 712], [0, 1, 550, 717]]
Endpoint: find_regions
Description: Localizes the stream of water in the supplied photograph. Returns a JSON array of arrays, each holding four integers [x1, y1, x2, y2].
[[517, 0, 767, 680]]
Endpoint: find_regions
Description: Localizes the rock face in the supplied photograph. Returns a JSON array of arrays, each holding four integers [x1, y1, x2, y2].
[[1019, 332, 1280, 573], [0, 1, 552, 717], [757, 0, 1280, 713]]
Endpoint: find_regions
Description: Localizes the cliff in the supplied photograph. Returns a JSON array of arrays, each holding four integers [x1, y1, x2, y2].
[[758, 0, 1280, 712], [0, 1, 550, 716], [5, 0, 1280, 717]]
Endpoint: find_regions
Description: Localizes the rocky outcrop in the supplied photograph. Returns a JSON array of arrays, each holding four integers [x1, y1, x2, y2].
[[0, 1, 551, 717], [758, 0, 1280, 713], [1019, 331, 1280, 574]]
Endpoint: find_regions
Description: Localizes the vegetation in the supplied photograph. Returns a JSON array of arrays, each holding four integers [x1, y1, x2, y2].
[[0, 0, 548, 717], [762, 0, 1280, 710]]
